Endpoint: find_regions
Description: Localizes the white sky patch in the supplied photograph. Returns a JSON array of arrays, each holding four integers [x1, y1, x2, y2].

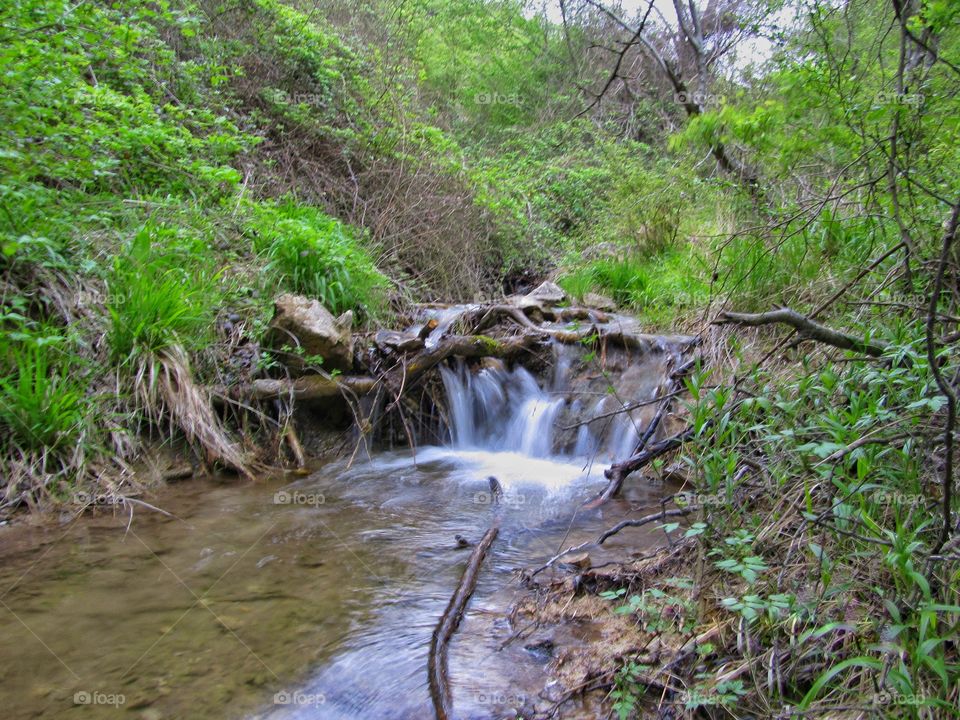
[[527, 0, 801, 75]]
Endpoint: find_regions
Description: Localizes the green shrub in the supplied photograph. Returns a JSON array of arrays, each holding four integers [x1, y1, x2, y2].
[[247, 201, 388, 318]]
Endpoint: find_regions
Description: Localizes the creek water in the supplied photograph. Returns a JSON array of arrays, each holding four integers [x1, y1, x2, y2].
[[0, 355, 675, 720]]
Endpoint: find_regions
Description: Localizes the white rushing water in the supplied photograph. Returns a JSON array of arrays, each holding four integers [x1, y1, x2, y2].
[[440, 359, 566, 457], [437, 348, 648, 472]]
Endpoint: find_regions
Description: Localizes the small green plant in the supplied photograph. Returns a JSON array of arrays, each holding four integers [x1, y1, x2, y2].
[[711, 530, 768, 584], [603, 578, 697, 634], [610, 660, 646, 720], [0, 335, 88, 454], [247, 201, 388, 318], [106, 224, 217, 364]]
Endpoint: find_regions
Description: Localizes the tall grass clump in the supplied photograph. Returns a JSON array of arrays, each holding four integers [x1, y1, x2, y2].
[[106, 224, 218, 365], [105, 223, 248, 474], [558, 256, 650, 307], [0, 330, 95, 503], [247, 201, 388, 319]]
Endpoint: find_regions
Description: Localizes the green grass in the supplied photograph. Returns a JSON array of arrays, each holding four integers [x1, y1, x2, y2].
[[0, 336, 89, 454], [106, 223, 218, 364], [558, 245, 710, 325], [247, 200, 388, 319]]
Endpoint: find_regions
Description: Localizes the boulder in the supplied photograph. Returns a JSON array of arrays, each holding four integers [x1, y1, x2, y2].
[[526, 281, 567, 305], [264, 294, 354, 373], [583, 292, 617, 312]]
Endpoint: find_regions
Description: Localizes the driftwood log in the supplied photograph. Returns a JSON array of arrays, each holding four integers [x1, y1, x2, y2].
[[240, 333, 547, 404], [249, 375, 378, 401], [428, 478, 502, 720]]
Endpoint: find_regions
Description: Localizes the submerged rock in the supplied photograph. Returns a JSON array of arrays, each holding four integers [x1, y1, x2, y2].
[[264, 294, 354, 373]]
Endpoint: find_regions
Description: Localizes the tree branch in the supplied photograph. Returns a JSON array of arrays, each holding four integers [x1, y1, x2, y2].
[[716, 307, 889, 358]]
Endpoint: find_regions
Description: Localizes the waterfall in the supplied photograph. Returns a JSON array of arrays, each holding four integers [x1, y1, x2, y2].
[[439, 360, 565, 457], [437, 335, 681, 464]]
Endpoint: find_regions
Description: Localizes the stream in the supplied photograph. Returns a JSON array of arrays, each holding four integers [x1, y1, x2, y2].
[[0, 352, 677, 720]]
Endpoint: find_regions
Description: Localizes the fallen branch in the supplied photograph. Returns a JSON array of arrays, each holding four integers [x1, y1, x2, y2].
[[596, 506, 695, 544], [716, 307, 888, 358], [586, 358, 697, 507], [248, 375, 378, 401], [396, 333, 544, 388], [587, 428, 694, 507], [428, 479, 502, 720], [235, 333, 544, 405]]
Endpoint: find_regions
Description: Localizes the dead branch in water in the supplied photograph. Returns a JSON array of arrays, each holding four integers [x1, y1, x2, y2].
[[716, 307, 889, 358], [428, 478, 503, 720], [586, 359, 697, 508], [585, 428, 695, 507]]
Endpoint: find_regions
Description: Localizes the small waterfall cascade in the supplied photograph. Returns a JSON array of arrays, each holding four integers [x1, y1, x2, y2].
[[439, 359, 566, 457], [438, 341, 675, 462]]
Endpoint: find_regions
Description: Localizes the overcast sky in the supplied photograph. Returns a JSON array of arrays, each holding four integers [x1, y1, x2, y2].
[[529, 0, 794, 72]]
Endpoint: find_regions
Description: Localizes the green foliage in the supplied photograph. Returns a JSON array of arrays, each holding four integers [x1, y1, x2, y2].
[[0, 0, 253, 197], [716, 212, 891, 310], [246, 201, 388, 318], [0, 333, 89, 455], [107, 224, 219, 364], [610, 660, 645, 720], [670, 332, 960, 713]]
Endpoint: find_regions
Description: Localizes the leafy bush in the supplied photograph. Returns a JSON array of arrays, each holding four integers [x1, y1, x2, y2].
[[247, 201, 388, 318]]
